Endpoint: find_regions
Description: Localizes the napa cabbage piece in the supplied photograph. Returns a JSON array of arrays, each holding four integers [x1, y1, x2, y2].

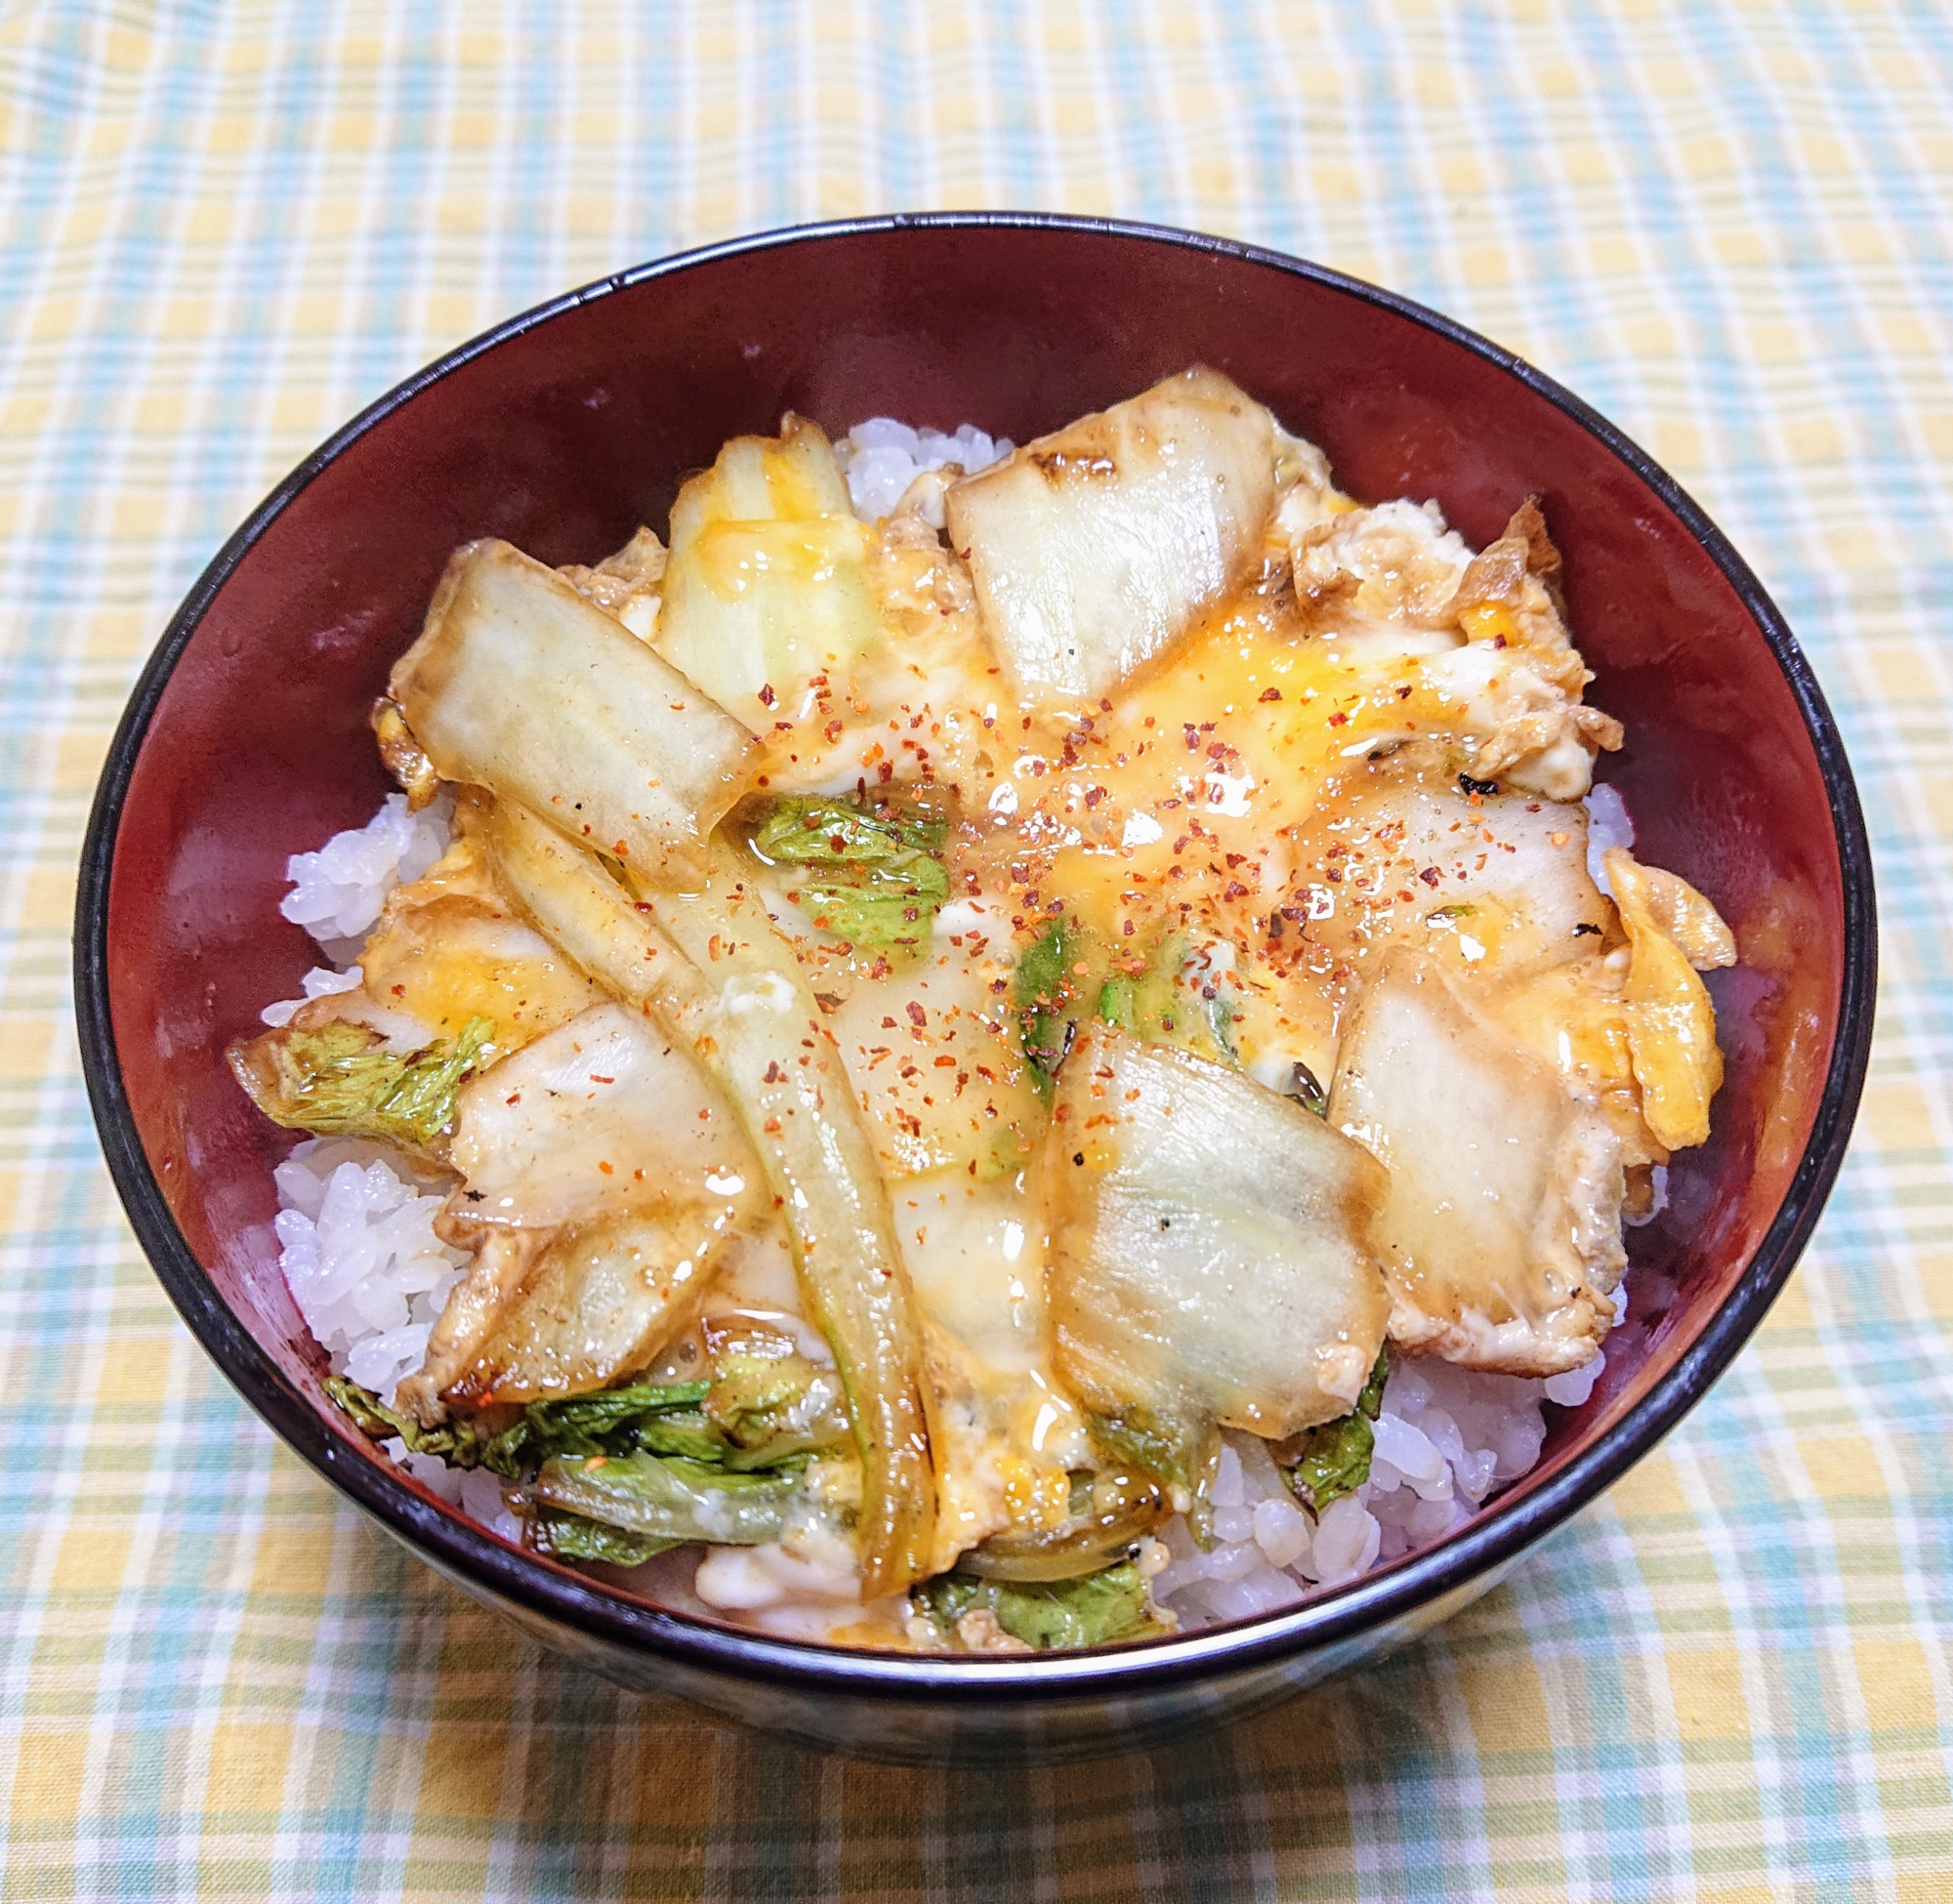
[[526, 1508, 676, 1567], [1016, 922, 1242, 1101], [911, 1555, 1170, 1651], [1015, 922, 1243, 1094], [655, 415, 882, 731], [1280, 1347, 1388, 1514], [1291, 746, 1612, 987], [1043, 1025, 1392, 1520], [1329, 953, 1627, 1377], [527, 1450, 801, 1547], [825, 952, 1045, 1182], [228, 1015, 491, 1153], [1013, 916, 1095, 1086], [399, 1004, 763, 1414], [482, 801, 937, 1596], [324, 1374, 498, 1466], [945, 367, 1277, 703], [388, 539, 758, 885], [325, 1373, 725, 1479], [482, 1380, 713, 1471], [484, 1369, 840, 1482], [699, 1316, 852, 1467], [1092, 928, 1241, 1068], [1603, 847, 1734, 1150], [747, 794, 949, 955], [419, 1206, 752, 1413], [962, 1466, 1167, 1583], [443, 1002, 755, 1231]]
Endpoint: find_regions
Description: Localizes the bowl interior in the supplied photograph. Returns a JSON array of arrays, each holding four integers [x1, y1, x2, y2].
[[95, 220, 1851, 1647]]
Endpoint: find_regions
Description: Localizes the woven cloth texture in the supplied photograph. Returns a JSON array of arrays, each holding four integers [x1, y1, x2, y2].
[[5, 2, 1950, 1898]]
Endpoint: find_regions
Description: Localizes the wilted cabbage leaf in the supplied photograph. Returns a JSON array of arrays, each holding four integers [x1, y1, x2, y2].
[[1281, 1347, 1389, 1513], [324, 1375, 496, 1467], [229, 1015, 492, 1149], [912, 1555, 1169, 1650], [748, 795, 949, 955], [525, 1507, 679, 1567], [527, 1451, 800, 1546]]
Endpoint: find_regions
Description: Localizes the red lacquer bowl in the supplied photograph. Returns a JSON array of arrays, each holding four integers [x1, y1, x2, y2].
[[76, 215, 1874, 1763]]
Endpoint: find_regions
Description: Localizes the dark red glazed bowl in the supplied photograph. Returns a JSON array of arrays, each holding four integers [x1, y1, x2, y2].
[[76, 215, 1874, 1764]]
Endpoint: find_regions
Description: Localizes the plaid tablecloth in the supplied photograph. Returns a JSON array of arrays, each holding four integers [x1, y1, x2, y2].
[[6, 3, 1950, 1897]]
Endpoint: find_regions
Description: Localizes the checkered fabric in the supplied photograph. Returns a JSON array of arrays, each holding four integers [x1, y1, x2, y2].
[[4, 2, 1950, 1897]]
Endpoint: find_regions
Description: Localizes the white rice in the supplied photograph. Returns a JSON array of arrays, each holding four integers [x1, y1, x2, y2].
[[272, 1138, 471, 1404], [387, 1442, 526, 1543], [276, 789, 453, 965], [833, 418, 1012, 521], [1152, 1337, 1615, 1626], [260, 962, 363, 1028], [1584, 780, 1634, 894]]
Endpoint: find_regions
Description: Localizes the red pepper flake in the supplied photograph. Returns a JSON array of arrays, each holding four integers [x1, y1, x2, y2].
[[1225, 852, 1248, 869], [588, 1074, 615, 1084], [758, 683, 776, 707], [906, 1002, 928, 1028], [1419, 867, 1441, 887], [764, 1060, 784, 1083], [1084, 786, 1105, 807], [598, 1160, 614, 1175], [1259, 686, 1282, 703], [1328, 711, 1350, 727]]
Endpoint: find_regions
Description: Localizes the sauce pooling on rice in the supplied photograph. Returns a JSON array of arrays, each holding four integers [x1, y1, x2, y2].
[[238, 371, 1735, 1650]]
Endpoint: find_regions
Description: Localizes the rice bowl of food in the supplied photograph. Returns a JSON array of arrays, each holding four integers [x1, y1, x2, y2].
[[77, 215, 1873, 1762]]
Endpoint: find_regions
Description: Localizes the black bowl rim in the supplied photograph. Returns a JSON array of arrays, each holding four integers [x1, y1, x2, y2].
[[75, 210, 1877, 1707]]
